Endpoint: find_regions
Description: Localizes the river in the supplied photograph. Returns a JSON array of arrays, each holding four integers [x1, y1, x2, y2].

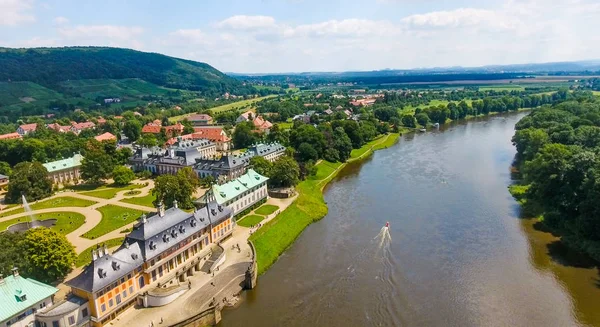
[[219, 112, 600, 327]]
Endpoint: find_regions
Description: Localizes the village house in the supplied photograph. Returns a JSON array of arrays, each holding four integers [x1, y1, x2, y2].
[[235, 111, 273, 133], [0, 132, 22, 140], [200, 169, 269, 215], [186, 114, 213, 126], [71, 121, 96, 135], [0, 268, 59, 327], [103, 98, 121, 104], [95, 132, 117, 142], [192, 127, 230, 151], [46, 123, 71, 133], [164, 122, 184, 137], [42, 153, 83, 184], [57, 200, 234, 327], [17, 123, 38, 135], [141, 123, 161, 134]]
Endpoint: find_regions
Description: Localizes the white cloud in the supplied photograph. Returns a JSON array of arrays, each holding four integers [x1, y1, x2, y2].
[[289, 19, 401, 38], [53, 16, 69, 25], [401, 8, 518, 31], [216, 15, 277, 30], [18, 36, 58, 47], [0, 0, 35, 26]]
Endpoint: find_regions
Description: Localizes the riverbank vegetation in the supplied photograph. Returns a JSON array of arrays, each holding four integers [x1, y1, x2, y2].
[[511, 92, 600, 261]]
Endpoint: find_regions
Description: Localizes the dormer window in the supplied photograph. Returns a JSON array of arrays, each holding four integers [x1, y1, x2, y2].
[[218, 205, 223, 212], [131, 253, 138, 260], [98, 268, 107, 278], [149, 241, 156, 250], [111, 261, 120, 271], [19, 294, 27, 302], [179, 225, 186, 234], [211, 209, 217, 216], [171, 230, 178, 238], [163, 234, 170, 243], [190, 219, 197, 227]]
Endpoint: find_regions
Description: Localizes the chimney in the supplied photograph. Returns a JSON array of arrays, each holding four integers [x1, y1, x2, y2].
[[98, 246, 104, 258], [140, 214, 147, 224], [158, 202, 165, 217], [173, 199, 178, 209], [12, 267, 19, 277], [103, 244, 108, 256], [92, 249, 98, 261], [0, 274, 4, 285]]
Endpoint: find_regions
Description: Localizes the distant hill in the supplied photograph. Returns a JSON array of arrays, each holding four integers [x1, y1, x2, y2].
[[0, 47, 253, 96]]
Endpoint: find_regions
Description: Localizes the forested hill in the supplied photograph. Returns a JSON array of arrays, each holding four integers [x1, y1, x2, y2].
[[0, 47, 252, 95]]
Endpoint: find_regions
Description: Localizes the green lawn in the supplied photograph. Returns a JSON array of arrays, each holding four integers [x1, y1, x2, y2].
[[593, 91, 600, 96], [277, 121, 293, 130], [120, 193, 156, 208], [254, 204, 279, 216], [81, 205, 147, 239], [350, 134, 399, 160], [250, 160, 343, 275], [236, 215, 265, 228], [75, 237, 125, 267], [0, 211, 85, 235], [79, 183, 145, 199], [0, 196, 96, 218]]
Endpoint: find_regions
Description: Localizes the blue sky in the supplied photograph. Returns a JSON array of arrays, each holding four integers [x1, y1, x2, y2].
[[1, 0, 599, 73]]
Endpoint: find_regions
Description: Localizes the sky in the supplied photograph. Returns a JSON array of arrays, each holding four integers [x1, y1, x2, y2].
[[1, 0, 600, 73]]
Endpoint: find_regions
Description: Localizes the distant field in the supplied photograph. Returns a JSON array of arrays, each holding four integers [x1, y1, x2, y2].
[[593, 91, 600, 96], [401, 99, 473, 114], [277, 121, 293, 130], [0, 81, 64, 106], [60, 78, 174, 101], [479, 85, 525, 91], [255, 85, 282, 92], [170, 95, 278, 122]]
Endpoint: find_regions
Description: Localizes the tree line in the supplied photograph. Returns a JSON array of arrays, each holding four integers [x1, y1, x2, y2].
[[511, 95, 600, 261]]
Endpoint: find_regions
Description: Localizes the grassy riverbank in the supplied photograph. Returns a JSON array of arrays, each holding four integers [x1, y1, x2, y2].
[[250, 133, 400, 275]]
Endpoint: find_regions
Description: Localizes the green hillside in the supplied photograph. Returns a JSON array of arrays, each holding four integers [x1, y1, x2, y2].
[[0, 81, 64, 107], [0, 47, 253, 96]]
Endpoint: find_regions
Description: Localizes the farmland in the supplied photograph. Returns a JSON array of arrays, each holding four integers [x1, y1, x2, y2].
[[169, 94, 278, 122]]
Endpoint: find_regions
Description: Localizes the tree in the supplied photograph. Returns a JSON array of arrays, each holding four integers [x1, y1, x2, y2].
[[333, 127, 353, 162], [249, 156, 273, 177], [6, 162, 53, 203], [115, 147, 133, 165], [138, 133, 158, 148], [122, 120, 142, 142], [112, 166, 135, 186], [20, 228, 75, 283], [0, 232, 28, 277], [81, 141, 115, 184], [233, 121, 258, 149], [401, 114, 417, 128], [152, 167, 199, 209], [415, 113, 430, 126], [0, 161, 11, 176], [181, 119, 195, 135], [297, 142, 319, 162], [269, 156, 300, 187]]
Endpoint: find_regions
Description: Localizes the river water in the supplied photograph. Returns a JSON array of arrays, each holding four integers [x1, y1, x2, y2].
[[219, 112, 600, 327]]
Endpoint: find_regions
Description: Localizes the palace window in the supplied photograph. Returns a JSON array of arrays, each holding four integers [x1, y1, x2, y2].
[[101, 304, 106, 312], [108, 299, 114, 307], [82, 308, 88, 318]]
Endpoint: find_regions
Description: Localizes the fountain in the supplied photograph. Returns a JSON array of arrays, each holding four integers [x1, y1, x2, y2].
[[5, 195, 56, 233]]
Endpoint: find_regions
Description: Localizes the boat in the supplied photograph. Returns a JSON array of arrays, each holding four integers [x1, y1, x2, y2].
[[419, 128, 426, 132], [385, 221, 389, 228]]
